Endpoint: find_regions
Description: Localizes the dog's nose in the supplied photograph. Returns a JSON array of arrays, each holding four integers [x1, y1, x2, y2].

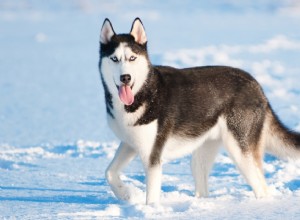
[[120, 74, 131, 84]]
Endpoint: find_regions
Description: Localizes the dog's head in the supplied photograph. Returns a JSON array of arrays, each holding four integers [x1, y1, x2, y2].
[[99, 18, 150, 106]]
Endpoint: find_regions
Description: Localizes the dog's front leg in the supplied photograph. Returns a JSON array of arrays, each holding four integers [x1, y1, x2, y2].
[[142, 157, 162, 205], [106, 142, 137, 201]]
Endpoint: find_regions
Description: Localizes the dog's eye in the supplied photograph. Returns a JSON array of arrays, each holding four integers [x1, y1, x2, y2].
[[110, 56, 119, 62], [129, 56, 137, 62]]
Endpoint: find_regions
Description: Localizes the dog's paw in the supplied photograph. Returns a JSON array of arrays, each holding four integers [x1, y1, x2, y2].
[[113, 184, 131, 201], [119, 192, 131, 201]]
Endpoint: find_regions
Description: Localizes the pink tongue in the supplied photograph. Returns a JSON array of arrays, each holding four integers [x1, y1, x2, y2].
[[118, 85, 134, 105]]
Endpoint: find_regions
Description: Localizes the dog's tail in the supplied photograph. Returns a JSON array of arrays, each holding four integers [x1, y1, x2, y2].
[[264, 104, 300, 160]]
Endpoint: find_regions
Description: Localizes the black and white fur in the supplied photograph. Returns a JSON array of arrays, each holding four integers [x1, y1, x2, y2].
[[99, 18, 300, 205]]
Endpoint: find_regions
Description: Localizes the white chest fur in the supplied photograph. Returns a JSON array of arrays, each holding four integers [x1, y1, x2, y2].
[[107, 100, 158, 156]]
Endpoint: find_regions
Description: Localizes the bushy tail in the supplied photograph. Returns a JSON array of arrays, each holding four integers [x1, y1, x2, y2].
[[264, 105, 300, 160]]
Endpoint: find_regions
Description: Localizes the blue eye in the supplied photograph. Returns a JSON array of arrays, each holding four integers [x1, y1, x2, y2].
[[110, 56, 118, 62], [129, 56, 137, 62]]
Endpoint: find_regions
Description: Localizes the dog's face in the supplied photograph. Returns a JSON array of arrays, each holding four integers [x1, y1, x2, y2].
[[99, 18, 150, 106]]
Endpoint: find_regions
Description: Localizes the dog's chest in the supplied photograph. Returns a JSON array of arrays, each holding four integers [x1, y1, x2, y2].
[[107, 102, 158, 153]]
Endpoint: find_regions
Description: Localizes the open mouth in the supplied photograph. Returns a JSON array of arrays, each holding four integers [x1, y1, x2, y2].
[[115, 82, 134, 90], [114, 81, 135, 106]]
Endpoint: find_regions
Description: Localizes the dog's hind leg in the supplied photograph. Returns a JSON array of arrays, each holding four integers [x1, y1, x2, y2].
[[223, 133, 268, 198], [191, 139, 220, 197], [106, 142, 137, 201]]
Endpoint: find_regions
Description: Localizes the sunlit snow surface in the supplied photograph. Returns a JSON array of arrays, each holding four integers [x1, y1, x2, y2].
[[0, 0, 300, 219], [1, 142, 300, 219]]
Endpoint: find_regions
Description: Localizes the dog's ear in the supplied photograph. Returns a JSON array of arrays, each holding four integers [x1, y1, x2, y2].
[[100, 18, 115, 44], [130, 18, 147, 45]]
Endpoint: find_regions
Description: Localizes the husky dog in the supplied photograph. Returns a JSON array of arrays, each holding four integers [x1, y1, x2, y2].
[[99, 18, 300, 204]]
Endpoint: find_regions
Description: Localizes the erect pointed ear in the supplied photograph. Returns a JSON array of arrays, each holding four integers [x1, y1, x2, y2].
[[100, 18, 115, 44], [130, 18, 147, 45]]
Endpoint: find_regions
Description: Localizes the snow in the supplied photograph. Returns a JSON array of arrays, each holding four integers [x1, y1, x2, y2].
[[1, 143, 300, 219], [1, 1, 300, 219]]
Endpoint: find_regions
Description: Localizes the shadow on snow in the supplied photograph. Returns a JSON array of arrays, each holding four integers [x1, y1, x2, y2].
[[0, 186, 118, 205]]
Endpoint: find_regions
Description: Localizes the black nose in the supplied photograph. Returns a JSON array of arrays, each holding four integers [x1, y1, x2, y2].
[[120, 74, 131, 84]]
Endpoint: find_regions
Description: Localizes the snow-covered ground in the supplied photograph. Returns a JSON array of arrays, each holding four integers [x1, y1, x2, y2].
[[1, 1, 300, 219], [1, 141, 300, 219]]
